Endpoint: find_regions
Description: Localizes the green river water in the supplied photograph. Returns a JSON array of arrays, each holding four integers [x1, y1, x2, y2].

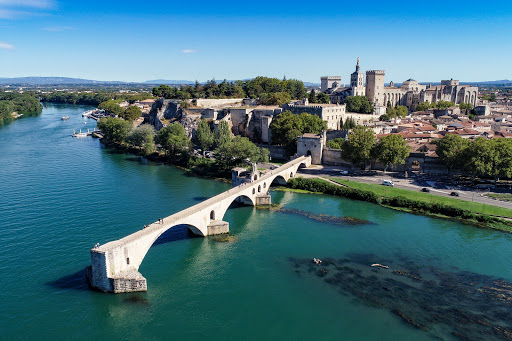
[[1, 104, 512, 340]]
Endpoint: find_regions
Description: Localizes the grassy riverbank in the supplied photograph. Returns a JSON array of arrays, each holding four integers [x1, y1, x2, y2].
[[286, 178, 512, 233], [330, 178, 512, 218]]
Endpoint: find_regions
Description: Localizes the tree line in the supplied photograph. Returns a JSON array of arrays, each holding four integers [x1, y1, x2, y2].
[[97, 117, 269, 176], [152, 77, 307, 105], [0, 92, 42, 125], [436, 134, 512, 180], [340, 126, 410, 171], [39, 91, 154, 106]]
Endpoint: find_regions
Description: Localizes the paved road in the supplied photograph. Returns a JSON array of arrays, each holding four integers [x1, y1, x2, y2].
[[296, 165, 512, 211]]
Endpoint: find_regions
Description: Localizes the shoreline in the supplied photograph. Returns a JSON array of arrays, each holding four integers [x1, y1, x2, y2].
[[281, 178, 512, 233]]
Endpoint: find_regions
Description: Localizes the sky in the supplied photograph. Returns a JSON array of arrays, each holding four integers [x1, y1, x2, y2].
[[1, 0, 511, 83]]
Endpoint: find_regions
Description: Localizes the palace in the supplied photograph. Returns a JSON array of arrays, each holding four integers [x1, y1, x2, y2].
[[321, 58, 479, 111]]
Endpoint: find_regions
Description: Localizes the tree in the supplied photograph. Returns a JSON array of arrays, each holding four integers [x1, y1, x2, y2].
[[326, 138, 344, 149], [120, 106, 142, 122], [342, 117, 356, 129], [435, 101, 455, 110], [435, 134, 469, 173], [260, 92, 291, 106], [344, 96, 374, 114], [126, 124, 155, 154], [156, 123, 190, 159], [98, 100, 124, 116], [316, 92, 330, 104], [463, 137, 493, 180], [269, 111, 327, 155], [97, 117, 132, 143], [415, 102, 431, 111], [341, 126, 376, 168], [308, 89, 317, 103], [215, 136, 269, 170], [459, 103, 473, 115], [373, 134, 410, 172], [215, 120, 231, 147], [194, 119, 215, 154], [385, 105, 408, 119]]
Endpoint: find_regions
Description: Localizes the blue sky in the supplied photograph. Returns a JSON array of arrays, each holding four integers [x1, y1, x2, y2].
[[1, 0, 511, 83]]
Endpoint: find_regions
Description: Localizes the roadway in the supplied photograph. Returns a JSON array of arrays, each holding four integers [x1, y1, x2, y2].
[[291, 164, 512, 211]]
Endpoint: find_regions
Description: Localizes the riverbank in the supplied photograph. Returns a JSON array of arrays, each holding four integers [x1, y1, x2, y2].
[[330, 177, 512, 218], [100, 138, 232, 182], [285, 177, 512, 233]]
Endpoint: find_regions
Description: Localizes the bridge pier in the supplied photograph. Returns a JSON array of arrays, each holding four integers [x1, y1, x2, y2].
[[255, 194, 271, 206], [207, 220, 229, 235]]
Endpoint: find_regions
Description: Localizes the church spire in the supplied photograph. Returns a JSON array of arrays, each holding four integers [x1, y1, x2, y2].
[[356, 57, 360, 72]]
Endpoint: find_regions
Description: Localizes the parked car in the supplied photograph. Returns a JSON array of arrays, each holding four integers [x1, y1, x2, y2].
[[450, 191, 459, 197], [421, 188, 430, 193], [382, 180, 394, 187], [340, 170, 349, 175]]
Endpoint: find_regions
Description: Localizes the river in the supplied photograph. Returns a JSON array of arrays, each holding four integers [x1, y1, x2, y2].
[[1, 104, 512, 340]]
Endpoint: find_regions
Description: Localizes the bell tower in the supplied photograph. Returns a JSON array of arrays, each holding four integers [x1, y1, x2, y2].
[[350, 57, 365, 96]]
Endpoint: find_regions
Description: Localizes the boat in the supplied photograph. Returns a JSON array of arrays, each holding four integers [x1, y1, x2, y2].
[[61, 116, 70, 120], [72, 129, 90, 138]]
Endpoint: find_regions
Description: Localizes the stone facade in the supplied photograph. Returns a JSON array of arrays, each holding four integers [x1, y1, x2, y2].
[[366, 70, 386, 106], [282, 103, 346, 130], [350, 58, 365, 96], [321, 76, 342, 92], [297, 133, 325, 164]]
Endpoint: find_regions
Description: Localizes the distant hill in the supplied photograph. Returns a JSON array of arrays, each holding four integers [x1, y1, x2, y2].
[[0, 77, 128, 85], [465, 80, 512, 85], [143, 79, 195, 85]]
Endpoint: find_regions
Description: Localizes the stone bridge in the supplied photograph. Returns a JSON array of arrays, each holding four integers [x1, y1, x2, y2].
[[88, 156, 311, 293]]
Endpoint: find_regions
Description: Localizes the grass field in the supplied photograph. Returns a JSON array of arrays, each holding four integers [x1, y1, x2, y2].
[[485, 193, 512, 202], [330, 178, 512, 218]]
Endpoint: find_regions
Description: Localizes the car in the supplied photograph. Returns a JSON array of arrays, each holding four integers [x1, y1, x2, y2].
[[421, 187, 430, 192], [382, 180, 394, 187], [340, 170, 349, 175], [450, 191, 459, 197]]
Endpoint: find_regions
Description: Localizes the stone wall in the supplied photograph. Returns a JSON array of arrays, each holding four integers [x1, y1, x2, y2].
[[258, 144, 288, 160], [322, 148, 349, 166], [193, 98, 244, 108]]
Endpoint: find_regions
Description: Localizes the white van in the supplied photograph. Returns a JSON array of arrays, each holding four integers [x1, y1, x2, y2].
[[382, 180, 394, 187]]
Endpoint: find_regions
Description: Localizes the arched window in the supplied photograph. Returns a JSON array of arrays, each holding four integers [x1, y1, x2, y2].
[[290, 172, 293, 177], [263, 182, 266, 188], [210, 210, 215, 220], [126, 257, 130, 265], [254, 174, 258, 180], [252, 188, 255, 194], [258, 185, 261, 193]]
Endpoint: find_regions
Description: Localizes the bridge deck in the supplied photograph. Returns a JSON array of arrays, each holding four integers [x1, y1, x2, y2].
[[96, 156, 309, 252]]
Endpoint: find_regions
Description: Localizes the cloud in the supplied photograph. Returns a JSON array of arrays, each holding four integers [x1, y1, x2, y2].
[[0, 42, 14, 49], [42, 25, 73, 32], [0, 0, 55, 9], [0, 0, 55, 19], [181, 49, 199, 54]]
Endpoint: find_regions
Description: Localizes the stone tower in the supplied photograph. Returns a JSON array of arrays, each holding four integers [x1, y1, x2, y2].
[[320, 76, 342, 92], [365, 70, 385, 106], [350, 57, 365, 96]]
